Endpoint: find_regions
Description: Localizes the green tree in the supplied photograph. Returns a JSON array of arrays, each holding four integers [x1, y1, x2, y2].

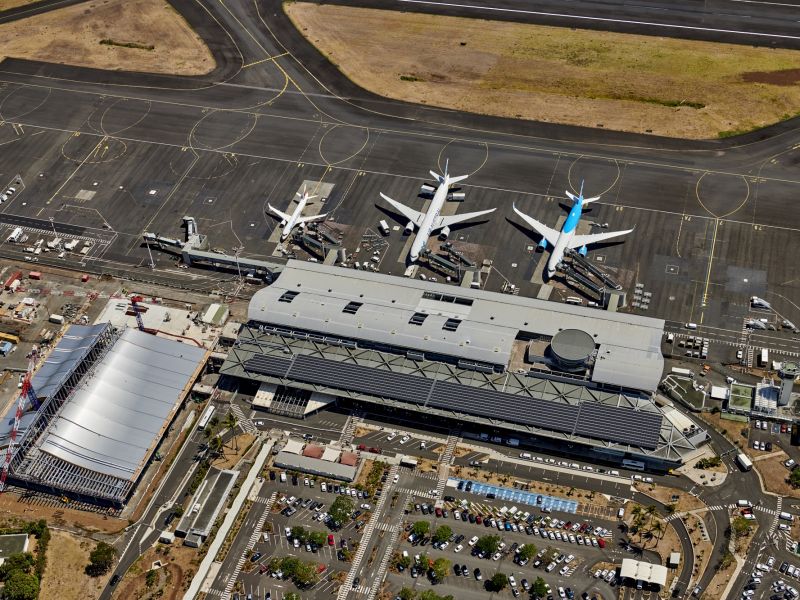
[[790, 468, 800, 488], [3, 570, 38, 600], [86, 541, 117, 576], [430, 557, 450, 581], [432, 525, 452, 545], [209, 435, 224, 458], [517, 542, 537, 561], [329, 496, 355, 528], [532, 576, 548, 597], [398, 587, 415, 600], [145, 569, 158, 588], [488, 572, 508, 591], [0, 553, 34, 580], [717, 550, 734, 571], [223, 412, 238, 450], [394, 553, 412, 570], [308, 531, 327, 547], [284, 594, 301, 600], [291, 526, 309, 543], [732, 516, 752, 537], [411, 521, 430, 537], [279, 556, 302, 579], [475, 535, 500, 555], [293, 560, 319, 587]]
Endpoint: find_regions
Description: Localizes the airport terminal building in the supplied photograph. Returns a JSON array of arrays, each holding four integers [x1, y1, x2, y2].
[[222, 261, 707, 472]]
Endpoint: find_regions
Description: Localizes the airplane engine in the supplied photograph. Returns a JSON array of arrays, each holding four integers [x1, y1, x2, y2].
[[405, 221, 415, 234], [538, 238, 547, 250], [280, 220, 287, 227], [579, 245, 588, 257], [440, 226, 451, 239]]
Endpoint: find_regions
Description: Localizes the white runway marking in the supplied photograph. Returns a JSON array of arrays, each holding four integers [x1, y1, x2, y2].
[[399, 0, 800, 41]]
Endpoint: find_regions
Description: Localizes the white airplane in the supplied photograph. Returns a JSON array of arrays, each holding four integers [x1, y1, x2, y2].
[[379, 161, 496, 262], [268, 188, 327, 241], [512, 182, 633, 279]]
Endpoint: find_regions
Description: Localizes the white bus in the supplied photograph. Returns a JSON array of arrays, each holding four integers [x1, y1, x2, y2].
[[197, 404, 216, 430], [622, 459, 646, 471], [736, 453, 753, 472]]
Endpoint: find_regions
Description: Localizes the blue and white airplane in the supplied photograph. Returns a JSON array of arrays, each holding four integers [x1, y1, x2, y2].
[[513, 182, 633, 279]]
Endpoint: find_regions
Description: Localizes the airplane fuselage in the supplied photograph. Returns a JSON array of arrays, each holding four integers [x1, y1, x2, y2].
[[409, 180, 449, 262], [281, 196, 308, 241], [546, 198, 584, 277]]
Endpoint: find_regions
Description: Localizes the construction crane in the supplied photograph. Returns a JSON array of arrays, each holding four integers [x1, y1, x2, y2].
[[0, 349, 40, 492], [130, 295, 145, 332]]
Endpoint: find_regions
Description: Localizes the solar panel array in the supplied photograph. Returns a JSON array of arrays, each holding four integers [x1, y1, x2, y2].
[[243, 353, 662, 449]]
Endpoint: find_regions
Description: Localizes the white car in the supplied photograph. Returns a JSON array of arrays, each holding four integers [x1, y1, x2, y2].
[[439, 541, 449, 550], [454, 544, 463, 553], [559, 565, 570, 576], [558, 587, 566, 599], [387, 433, 397, 441], [566, 554, 575, 563], [492, 552, 502, 561], [360, 503, 371, 510], [468, 536, 479, 546], [393, 473, 399, 483], [509, 575, 517, 587], [399, 435, 410, 444]]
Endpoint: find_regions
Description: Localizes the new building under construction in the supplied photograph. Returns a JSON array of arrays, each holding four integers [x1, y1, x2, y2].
[[6, 323, 207, 506]]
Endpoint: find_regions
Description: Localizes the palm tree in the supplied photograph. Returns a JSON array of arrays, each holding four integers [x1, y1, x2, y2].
[[224, 412, 238, 451], [651, 520, 665, 546], [209, 435, 224, 458], [644, 505, 658, 526]]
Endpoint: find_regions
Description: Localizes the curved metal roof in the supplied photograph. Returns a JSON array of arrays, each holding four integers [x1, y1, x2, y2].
[[38, 328, 206, 481]]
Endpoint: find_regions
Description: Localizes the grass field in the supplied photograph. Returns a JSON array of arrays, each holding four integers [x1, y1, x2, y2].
[[0, 0, 214, 76], [286, 2, 800, 138]]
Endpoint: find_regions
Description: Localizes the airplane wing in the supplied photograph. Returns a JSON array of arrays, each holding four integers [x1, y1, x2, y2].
[[512, 204, 560, 247], [435, 208, 496, 230], [296, 213, 328, 224], [380, 193, 425, 227], [268, 204, 291, 221], [568, 228, 634, 249]]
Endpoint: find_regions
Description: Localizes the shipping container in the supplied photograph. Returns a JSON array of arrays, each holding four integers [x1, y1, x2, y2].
[[4, 271, 22, 290], [28, 271, 41, 280], [48, 314, 65, 325]]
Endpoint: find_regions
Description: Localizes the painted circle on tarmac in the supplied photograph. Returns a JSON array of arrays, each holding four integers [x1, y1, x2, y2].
[[0, 85, 51, 122], [188, 109, 259, 151], [695, 172, 750, 219], [566, 156, 621, 199], [318, 124, 370, 166], [437, 139, 489, 177], [97, 97, 153, 136]]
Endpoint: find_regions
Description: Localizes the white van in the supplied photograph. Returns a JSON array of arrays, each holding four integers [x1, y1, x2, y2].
[[780, 512, 795, 521], [519, 452, 532, 459], [617, 507, 625, 519], [279, 472, 287, 483], [737, 499, 753, 508], [685, 322, 698, 330]]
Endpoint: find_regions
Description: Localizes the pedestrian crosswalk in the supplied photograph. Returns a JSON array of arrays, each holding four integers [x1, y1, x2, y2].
[[338, 465, 399, 599], [219, 492, 276, 600], [352, 584, 372, 595], [230, 404, 257, 435], [770, 497, 783, 536]]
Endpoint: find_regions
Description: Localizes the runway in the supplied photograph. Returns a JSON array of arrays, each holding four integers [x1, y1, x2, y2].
[[319, 0, 800, 49], [0, 0, 798, 351]]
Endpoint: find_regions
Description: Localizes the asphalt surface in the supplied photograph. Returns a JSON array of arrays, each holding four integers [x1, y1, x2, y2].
[[0, 1, 797, 598], [323, 0, 800, 49]]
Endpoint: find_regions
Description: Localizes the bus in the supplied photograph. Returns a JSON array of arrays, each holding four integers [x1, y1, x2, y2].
[[759, 348, 769, 368], [197, 404, 216, 431], [622, 459, 646, 471], [736, 453, 753, 472]]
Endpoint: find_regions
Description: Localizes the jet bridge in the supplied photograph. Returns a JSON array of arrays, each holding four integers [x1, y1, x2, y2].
[[143, 216, 283, 281]]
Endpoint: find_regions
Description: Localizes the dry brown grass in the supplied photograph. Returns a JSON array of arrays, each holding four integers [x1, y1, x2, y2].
[[642, 484, 706, 513], [211, 433, 256, 470], [0, 0, 214, 75], [40, 530, 107, 600], [286, 2, 800, 139], [755, 456, 800, 499], [0, 0, 36, 10]]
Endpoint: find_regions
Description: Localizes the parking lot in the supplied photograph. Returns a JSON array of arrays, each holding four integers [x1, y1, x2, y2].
[[386, 483, 622, 600], [235, 472, 375, 600]]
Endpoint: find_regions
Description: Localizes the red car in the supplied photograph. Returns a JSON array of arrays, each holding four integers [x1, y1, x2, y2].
[[475, 515, 483, 525], [328, 534, 335, 546], [435, 507, 443, 518]]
